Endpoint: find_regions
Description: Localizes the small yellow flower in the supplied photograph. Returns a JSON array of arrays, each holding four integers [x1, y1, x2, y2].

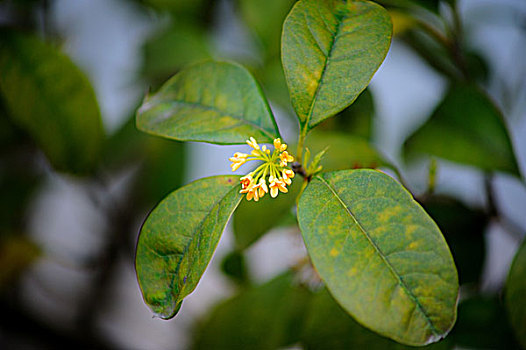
[[246, 137, 260, 150], [257, 178, 268, 198], [246, 185, 259, 201], [273, 138, 287, 152], [239, 175, 253, 192], [282, 169, 295, 185], [279, 151, 294, 167], [269, 176, 288, 198], [229, 152, 248, 171]]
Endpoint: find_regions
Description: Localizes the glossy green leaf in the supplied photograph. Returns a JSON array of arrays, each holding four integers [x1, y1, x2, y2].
[[301, 289, 451, 349], [298, 169, 458, 345], [282, 0, 392, 131], [404, 85, 521, 177], [135, 176, 242, 319], [0, 30, 104, 174], [233, 178, 301, 249], [192, 272, 310, 350], [306, 130, 392, 172], [136, 60, 280, 144], [506, 240, 526, 348]]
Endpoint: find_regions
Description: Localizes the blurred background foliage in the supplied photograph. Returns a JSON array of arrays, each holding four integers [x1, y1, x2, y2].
[[0, 0, 525, 348]]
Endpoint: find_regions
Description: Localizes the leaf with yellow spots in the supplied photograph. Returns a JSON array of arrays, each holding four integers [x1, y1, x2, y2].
[[136, 60, 280, 145], [136, 176, 242, 319], [281, 0, 392, 132], [298, 169, 458, 346]]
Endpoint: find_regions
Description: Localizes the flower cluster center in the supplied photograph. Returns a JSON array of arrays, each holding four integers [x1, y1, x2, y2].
[[229, 137, 295, 201]]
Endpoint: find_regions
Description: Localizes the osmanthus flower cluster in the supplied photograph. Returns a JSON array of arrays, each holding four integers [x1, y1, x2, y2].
[[229, 137, 295, 201]]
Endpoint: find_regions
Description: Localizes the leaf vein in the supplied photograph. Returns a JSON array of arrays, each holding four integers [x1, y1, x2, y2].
[[153, 100, 276, 140]]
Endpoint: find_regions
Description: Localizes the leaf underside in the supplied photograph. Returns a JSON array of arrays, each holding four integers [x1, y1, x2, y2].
[[136, 175, 242, 319], [298, 169, 458, 346], [136, 60, 280, 145]]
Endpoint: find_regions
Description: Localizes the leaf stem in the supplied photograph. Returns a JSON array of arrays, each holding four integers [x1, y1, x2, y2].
[[296, 127, 307, 163]]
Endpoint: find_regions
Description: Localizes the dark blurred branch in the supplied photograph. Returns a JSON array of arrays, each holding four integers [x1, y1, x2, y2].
[[408, 3, 470, 82], [449, 3, 470, 81]]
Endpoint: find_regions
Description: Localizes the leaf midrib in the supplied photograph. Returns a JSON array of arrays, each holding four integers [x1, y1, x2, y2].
[[169, 182, 241, 306], [148, 98, 278, 141], [316, 174, 441, 337], [303, 6, 345, 130]]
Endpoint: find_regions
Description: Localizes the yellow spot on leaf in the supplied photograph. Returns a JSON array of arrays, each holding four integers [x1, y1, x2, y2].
[[330, 248, 339, 257], [378, 205, 402, 222], [347, 267, 358, 277], [303, 70, 322, 98], [408, 241, 419, 249]]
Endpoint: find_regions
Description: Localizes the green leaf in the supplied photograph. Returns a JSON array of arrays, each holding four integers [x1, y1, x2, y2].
[[404, 84, 521, 177], [400, 29, 461, 81], [298, 169, 458, 346], [452, 296, 522, 349], [0, 30, 104, 174], [423, 196, 487, 285], [239, 0, 296, 58], [301, 289, 451, 349], [375, 0, 440, 13], [305, 130, 392, 172], [192, 272, 310, 350], [253, 57, 291, 108], [141, 22, 211, 81], [315, 88, 375, 140], [135, 175, 242, 319], [220, 250, 249, 285], [136, 60, 280, 145], [506, 239, 526, 348], [282, 0, 392, 131], [233, 178, 301, 249], [102, 115, 187, 204]]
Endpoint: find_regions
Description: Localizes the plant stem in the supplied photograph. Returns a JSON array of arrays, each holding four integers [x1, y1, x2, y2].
[[296, 127, 307, 164]]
